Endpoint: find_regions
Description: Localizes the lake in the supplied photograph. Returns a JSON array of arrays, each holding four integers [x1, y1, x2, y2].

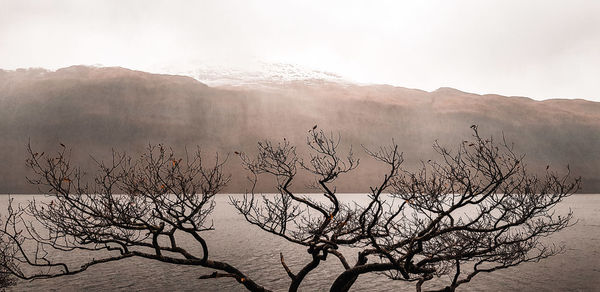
[[3, 194, 600, 291]]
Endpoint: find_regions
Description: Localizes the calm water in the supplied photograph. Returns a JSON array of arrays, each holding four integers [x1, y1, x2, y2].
[[2, 194, 600, 292]]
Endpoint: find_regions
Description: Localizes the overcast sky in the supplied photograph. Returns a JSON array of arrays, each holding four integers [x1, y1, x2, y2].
[[1, 0, 599, 101]]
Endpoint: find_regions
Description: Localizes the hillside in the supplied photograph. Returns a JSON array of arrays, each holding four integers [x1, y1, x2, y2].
[[1, 66, 598, 193]]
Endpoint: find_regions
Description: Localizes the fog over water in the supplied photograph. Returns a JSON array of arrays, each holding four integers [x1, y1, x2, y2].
[[3, 193, 599, 291]]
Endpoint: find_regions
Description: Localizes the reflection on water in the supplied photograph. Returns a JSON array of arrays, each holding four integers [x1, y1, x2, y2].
[[2, 194, 600, 291]]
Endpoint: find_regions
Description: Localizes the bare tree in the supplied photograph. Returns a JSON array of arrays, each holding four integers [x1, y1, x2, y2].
[[232, 126, 580, 291], [0, 126, 579, 291], [0, 144, 270, 291], [231, 130, 363, 291]]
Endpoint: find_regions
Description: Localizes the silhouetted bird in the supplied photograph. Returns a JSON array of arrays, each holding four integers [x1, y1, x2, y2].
[[60, 143, 65, 147]]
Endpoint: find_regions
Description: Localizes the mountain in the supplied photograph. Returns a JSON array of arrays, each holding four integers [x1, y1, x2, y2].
[[1, 66, 598, 193]]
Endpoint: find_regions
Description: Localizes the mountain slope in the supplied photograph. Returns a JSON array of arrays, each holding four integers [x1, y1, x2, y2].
[[1, 66, 598, 193]]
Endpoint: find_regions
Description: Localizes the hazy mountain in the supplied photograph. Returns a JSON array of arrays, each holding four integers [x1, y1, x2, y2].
[[1, 66, 598, 193]]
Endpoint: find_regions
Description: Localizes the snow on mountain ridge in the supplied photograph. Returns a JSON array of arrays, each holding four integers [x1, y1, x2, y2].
[[156, 62, 348, 86]]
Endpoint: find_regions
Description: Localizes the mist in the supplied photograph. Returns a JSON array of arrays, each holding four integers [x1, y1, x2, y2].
[[1, 0, 599, 101], [1, 66, 598, 194]]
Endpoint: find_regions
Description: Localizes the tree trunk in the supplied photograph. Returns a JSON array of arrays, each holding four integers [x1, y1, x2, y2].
[[289, 256, 321, 292]]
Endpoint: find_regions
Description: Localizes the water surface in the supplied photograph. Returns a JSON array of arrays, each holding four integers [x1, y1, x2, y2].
[[3, 194, 599, 291]]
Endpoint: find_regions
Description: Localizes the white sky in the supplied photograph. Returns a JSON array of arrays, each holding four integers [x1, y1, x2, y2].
[[1, 0, 599, 101]]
